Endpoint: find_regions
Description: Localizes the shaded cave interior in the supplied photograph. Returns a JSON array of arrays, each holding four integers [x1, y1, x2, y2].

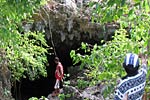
[[11, 41, 82, 100], [11, 31, 113, 100]]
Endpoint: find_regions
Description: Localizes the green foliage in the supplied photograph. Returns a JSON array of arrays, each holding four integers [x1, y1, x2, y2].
[[59, 93, 71, 100], [58, 93, 66, 100], [71, 29, 141, 82], [89, 0, 150, 24], [28, 96, 47, 100], [0, 0, 49, 82], [77, 79, 89, 89], [6, 32, 48, 81], [63, 74, 71, 86], [71, 0, 150, 98], [4, 88, 11, 97], [28, 97, 38, 100], [0, 0, 47, 46]]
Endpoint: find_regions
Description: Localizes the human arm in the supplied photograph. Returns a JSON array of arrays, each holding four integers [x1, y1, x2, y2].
[[139, 53, 148, 72], [122, 94, 128, 100], [58, 66, 63, 79], [139, 54, 147, 64]]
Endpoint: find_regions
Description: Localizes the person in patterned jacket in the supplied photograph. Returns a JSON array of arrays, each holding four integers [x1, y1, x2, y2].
[[52, 57, 64, 96], [114, 53, 147, 100]]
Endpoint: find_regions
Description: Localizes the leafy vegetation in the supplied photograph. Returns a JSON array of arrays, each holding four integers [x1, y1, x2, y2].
[[70, 0, 150, 97], [59, 93, 71, 100], [0, 0, 149, 99], [28, 96, 47, 100], [0, 0, 49, 82]]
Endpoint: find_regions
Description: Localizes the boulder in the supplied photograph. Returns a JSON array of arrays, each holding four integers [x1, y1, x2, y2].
[[46, 84, 105, 100]]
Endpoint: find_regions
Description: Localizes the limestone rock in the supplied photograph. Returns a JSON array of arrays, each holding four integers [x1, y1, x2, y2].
[[23, 0, 118, 66], [46, 85, 105, 100], [0, 49, 14, 100]]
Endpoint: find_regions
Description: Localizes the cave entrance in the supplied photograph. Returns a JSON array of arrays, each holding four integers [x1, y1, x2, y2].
[[11, 36, 106, 100], [12, 77, 55, 100], [11, 53, 71, 100]]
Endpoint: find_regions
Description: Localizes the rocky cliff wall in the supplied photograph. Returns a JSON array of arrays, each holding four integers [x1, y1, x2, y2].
[[0, 49, 13, 100], [23, 0, 119, 67], [15, 1, 119, 99]]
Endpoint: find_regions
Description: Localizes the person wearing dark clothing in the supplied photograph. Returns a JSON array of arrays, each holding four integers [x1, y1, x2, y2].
[[114, 53, 148, 100]]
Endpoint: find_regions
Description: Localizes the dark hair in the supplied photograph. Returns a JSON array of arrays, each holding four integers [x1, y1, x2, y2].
[[54, 57, 59, 62]]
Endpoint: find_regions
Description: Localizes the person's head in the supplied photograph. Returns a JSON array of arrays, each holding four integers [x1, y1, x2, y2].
[[54, 57, 59, 64], [123, 53, 140, 76]]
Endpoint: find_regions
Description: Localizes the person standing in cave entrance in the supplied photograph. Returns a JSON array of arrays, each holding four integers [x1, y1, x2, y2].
[[52, 57, 64, 97]]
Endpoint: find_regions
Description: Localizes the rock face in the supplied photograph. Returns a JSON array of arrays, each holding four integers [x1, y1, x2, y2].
[[20, 1, 119, 99], [0, 49, 13, 100], [46, 85, 104, 100], [29, 0, 119, 66]]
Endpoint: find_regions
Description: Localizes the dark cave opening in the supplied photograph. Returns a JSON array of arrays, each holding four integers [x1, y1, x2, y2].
[[11, 33, 113, 100], [11, 53, 70, 100]]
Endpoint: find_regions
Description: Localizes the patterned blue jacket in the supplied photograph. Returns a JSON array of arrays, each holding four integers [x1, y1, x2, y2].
[[114, 64, 147, 100]]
